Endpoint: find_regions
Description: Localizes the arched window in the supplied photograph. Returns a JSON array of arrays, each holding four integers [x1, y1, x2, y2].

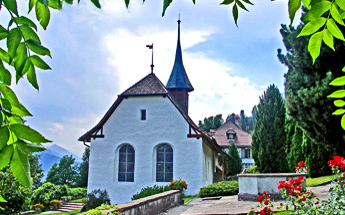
[[118, 145, 135, 182], [156, 144, 173, 182]]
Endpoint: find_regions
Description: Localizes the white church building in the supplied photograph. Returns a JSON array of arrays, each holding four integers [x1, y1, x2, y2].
[[79, 20, 229, 204]]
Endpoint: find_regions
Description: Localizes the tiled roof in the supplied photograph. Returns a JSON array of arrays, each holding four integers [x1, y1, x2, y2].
[[214, 120, 252, 147], [122, 73, 168, 96]]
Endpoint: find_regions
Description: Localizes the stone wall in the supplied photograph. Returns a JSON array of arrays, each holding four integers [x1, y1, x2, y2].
[[101, 190, 183, 215]]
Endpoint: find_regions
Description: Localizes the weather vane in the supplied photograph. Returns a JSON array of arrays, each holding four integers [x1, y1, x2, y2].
[[146, 44, 154, 73]]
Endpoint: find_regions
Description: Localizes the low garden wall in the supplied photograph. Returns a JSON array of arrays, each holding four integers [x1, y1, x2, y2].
[[101, 190, 183, 215], [238, 173, 308, 201]]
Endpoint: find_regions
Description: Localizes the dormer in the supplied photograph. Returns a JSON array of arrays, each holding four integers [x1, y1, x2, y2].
[[226, 128, 236, 142]]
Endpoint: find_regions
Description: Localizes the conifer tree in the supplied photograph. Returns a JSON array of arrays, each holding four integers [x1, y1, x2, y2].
[[226, 142, 242, 176], [252, 84, 288, 173]]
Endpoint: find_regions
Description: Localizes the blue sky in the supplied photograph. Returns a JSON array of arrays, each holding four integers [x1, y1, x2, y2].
[[8, 0, 300, 156]]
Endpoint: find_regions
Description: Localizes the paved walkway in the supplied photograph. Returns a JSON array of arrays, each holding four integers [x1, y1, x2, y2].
[[160, 184, 332, 215]]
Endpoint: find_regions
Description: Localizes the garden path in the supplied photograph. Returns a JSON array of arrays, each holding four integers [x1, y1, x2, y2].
[[160, 184, 332, 215]]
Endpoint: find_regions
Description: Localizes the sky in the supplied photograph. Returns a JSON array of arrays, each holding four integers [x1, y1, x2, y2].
[[5, 0, 301, 157]]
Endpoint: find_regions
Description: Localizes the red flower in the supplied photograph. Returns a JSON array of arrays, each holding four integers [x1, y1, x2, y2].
[[264, 200, 269, 205], [257, 195, 263, 202], [302, 196, 306, 201], [263, 191, 267, 195], [296, 185, 301, 191]]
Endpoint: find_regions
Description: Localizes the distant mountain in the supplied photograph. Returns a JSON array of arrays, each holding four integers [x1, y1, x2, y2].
[[38, 144, 82, 181]]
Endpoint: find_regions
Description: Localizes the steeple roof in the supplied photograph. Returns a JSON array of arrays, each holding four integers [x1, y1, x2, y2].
[[166, 20, 194, 92]]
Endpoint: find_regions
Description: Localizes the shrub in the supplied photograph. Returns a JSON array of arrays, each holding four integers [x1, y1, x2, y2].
[[132, 185, 170, 200], [30, 183, 68, 210], [31, 203, 45, 210], [68, 187, 87, 198], [83, 204, 121, 215], [81, 189, 111, 212], [50, 199, 61, 206], [198, 181, 239, 198], [244, 165, 259, 174]]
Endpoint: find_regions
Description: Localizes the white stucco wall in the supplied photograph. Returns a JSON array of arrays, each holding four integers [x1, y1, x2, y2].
[[88, 96, 205, 204], [202, 140, 214, 186]]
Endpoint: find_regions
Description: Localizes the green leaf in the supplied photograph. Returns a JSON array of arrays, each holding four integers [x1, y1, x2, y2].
[[343, 66, 345, 72], [10, 147, 32, 188], [26, 60, 38, 90], [308, 31, 323, 63], [336, 0, 345, 11], [7, 28, 21, 60], [124, 0, 129, 8], [0, 145, 14, 170], [301, 0, 311, 9], [0, 195, 7, 203], [322, 28, 334, 51], [334, 100, 345, 107], [233, 4, 239, 27], [0, 126, 9, 151], [192, 0, 195, 4], [35, 1, 50, 30], [220, 0, 234, 4], [30, 55, 51, 70], [10, 124, 51, 143], [64, 0, 73, 4], [236, 0, 248, 11], [327, 18, 345, 41], [162, 0, 172, 16], [3, 0, 19, 16], [14, 43, 27, 83], [242, 0, 253, 5], [48, 0, 62, 9], [90, 0, 101, 9], [298, 17, 326, 37], [26, 39, 52, 57], [0, 61, 11, 85], [288, 0, 301, 24], [1, 98, 12, 111], [330, 76, 345, 86], [14, 17, 38, 31], [16, 140, 46, 152], [29, 0, 37, 13], [0, 25, 8, 41], [328, 89, 345, 98], [330, 4, 345, 26], [19, 25, 41, 44], [42, 0, 48, 7], [0, 83, 32, 116], [304, 1, 332, 21], [332, 109, 345, 115], [342, 114, 345, 130], [0, 48, 11, 65]]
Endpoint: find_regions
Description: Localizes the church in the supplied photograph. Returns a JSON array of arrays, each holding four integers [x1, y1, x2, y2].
[[79, 20, 229, 204]]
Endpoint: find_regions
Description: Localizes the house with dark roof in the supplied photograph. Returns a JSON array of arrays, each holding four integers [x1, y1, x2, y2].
[[213, 119, 254, 170], [79, 20, 229, 204]]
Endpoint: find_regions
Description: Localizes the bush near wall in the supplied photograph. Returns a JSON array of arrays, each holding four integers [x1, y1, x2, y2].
[[132, 185, 170, 200], [68, 187, 87, 199], [31, 183, 68, 210], [198, 181, 239, 198]]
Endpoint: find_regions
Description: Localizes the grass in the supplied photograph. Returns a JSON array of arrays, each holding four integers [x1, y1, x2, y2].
[[275, 211, 293, 215], [71, 197, 86, 203], [306, 174, 339, 187], [183, 195, 197, 204]]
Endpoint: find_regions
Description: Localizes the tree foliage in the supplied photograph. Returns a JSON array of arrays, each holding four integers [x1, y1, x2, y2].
[[199, 114, 223, 132], [226, 142, 242, 176], [31, 182, 68, 210], [78, 147, 90, 187], [46, 155, 78, 187], [279, 10, 345, 160], [29, 153, 44, 189], [252, 84, 288, 173]]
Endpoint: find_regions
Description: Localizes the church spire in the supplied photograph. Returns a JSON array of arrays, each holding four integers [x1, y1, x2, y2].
[[166, 19, 194, 92]]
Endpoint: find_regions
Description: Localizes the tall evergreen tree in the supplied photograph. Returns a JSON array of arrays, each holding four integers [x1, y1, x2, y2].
[[252, 84, 288, 173], [78, 147, 90, 187], [279, 10, 345, 166], [226, 142, 242, 176], [28, 154, 44, 189], [199, 114, 223, 132]]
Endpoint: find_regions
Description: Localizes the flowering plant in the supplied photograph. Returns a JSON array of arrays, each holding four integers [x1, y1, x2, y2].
[[31, 203, 45, 210], [50, 199, 61, 206], [166, 178, 188, 191], [294, 161, 308, 173], [248, 191, 273, 215]]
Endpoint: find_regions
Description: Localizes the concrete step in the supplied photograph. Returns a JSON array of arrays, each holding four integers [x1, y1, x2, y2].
[[57, 201, 84, 212]]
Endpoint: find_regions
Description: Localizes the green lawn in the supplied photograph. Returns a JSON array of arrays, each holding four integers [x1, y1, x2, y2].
[[275, 211, 292, 215], [306, 174, 338, 187], [183, 195, 197, 204], [71, 197, 86, 203], [32, 209, 81, 215]]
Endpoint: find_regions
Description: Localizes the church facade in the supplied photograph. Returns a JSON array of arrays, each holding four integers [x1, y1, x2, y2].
[[79, 20, 228, 204]]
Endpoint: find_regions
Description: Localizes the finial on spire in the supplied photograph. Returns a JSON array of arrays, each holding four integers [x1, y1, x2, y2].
[[146, 44, 154, 74]]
